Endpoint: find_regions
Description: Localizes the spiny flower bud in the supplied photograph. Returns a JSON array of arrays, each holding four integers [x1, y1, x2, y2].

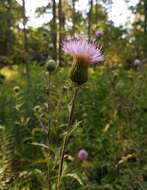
[[13, 86, 20, 94], [70, 58, 88, 85], [46, 59, 57, 72], [33, 105, 41, 112]]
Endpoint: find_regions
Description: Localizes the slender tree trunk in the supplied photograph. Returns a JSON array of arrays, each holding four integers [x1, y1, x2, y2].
[[22, 0, 29, 76], [72, 0, 76, 34], [22, 0, 28, 52], [144, 0, 147, 32], [95, 0, 98, 25], [52, 0, 57, 62], [58, 0, 65, 66], [6, 0, 12, 57], [88, 0, 93, 41]]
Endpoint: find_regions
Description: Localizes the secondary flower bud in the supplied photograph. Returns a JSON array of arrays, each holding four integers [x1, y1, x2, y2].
[[13, 86, 20, 94], [33, 105, 41, 112], [46, 59, 57, 72]]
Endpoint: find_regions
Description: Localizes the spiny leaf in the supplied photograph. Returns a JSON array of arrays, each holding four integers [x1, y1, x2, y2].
[[64, 173, 84, 185], [30, 142, 49, 150], [32, 127, 48, 136]]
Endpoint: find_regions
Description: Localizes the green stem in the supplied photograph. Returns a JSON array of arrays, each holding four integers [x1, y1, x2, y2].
[[57, 87, 79, 190], [47, 71, 52, 144], [47, 71, 52, 190], [67, 87, 79, 128], [47, 155, 51, 190]]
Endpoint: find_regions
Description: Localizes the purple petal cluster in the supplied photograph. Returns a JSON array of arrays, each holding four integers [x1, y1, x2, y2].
[[95, 30, 104, 38], [62, 38, 103, 64], [78, 149, 88, 160], [133, 59, 142, 66]]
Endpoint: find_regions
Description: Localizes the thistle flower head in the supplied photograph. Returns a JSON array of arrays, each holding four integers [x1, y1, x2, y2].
[[62, 38, 103, 65], [133, 59, 142, 66], [95, 29, 104, 38], [78, 149, 88, 160]]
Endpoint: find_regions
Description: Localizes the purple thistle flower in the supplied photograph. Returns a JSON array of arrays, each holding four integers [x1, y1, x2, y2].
[[78, 149, 88, 160], [62, 38, 103, 65], [133, 59, 142, 66], [95, 29, 104, 38]]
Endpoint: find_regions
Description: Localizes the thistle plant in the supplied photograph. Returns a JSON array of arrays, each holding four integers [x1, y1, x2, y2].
[[57, 38, 103, 189], [32, 59, 58, 190], [45, 59, 57, 190], [30, 38, 103, 190]]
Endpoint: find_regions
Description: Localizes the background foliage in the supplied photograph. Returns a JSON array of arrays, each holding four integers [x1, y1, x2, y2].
[[0, 0, 147, 189]]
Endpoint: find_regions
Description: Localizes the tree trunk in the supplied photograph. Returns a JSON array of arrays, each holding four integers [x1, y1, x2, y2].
[[72, 0, 76, 34], [22, 0, 29, 76], [58, 0, 65, 66], [52, 0, 57, 62], [88, 0, 93, 40], [95, 0, 98, 25], [6, 0, 12, 57], [144, 0, 147, 32], [96, 0, 98, 11]]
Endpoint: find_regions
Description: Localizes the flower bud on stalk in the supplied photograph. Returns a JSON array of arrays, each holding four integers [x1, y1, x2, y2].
[[13, 86, 20, 94], [70, 58, 88, 85], [46, 59, 57, 73]]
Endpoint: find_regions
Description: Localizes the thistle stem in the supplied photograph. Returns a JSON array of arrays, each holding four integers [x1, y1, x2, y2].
[[57, 87, 79, 190], [47, 71, 52, 144], [47, 71, 52, 190], [68, 87, 79, 128]]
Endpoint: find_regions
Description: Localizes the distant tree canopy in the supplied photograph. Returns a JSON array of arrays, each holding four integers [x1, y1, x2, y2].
[[0, 1, 22, 64], [132, 0, 147, 57], [0, 0, 146, 67]]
